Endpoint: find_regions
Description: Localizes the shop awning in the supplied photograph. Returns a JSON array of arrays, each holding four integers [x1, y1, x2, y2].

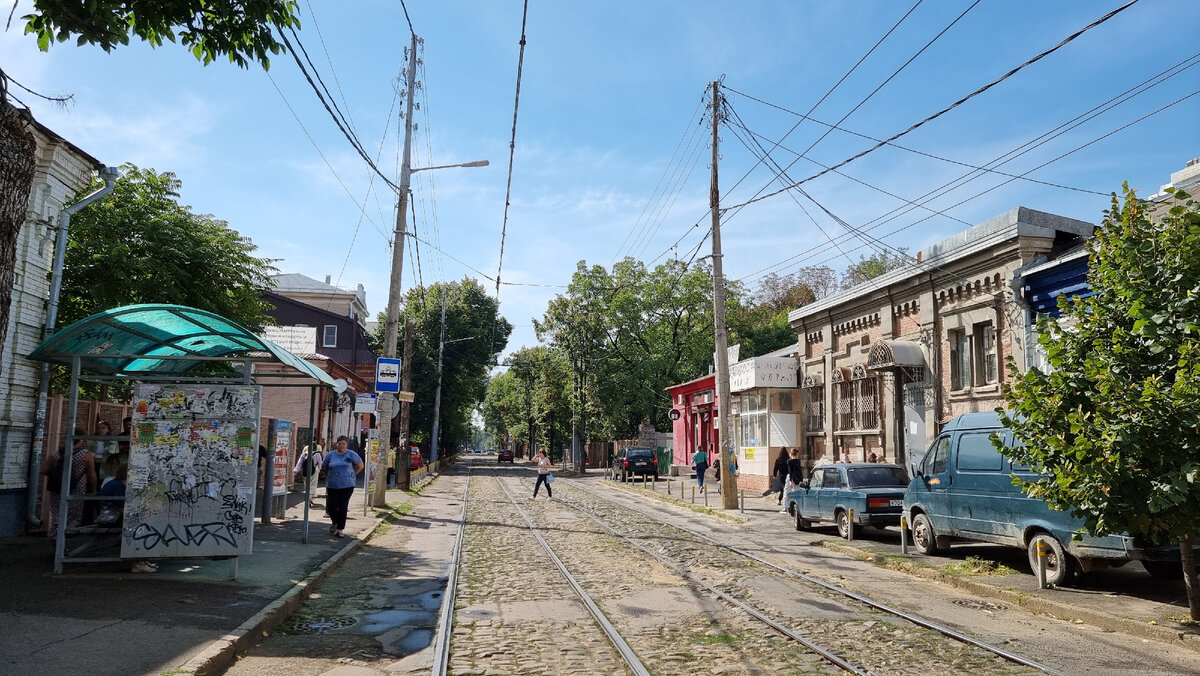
[[27, 303, 339, 388], [867, 340, 927, 370]]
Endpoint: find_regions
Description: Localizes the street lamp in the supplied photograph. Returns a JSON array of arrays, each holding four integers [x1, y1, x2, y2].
[[375, 34, 489, 501]]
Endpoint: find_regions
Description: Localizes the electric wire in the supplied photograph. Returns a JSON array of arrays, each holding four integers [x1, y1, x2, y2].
[[494, 0, 530, 300], [726, 0, 1142, 211], [628, 114, 710, 261]]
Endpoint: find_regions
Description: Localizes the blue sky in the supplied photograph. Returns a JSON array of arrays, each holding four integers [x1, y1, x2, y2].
[[5, 0, 1198, 360]]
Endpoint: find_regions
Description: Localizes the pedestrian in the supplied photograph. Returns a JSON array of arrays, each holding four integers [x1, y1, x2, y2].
[[92, 420, 113, 475], [293, 442, 324, 506], [867, 453, 881, 463], [691, 446, 710, 492], [386, 443, 396, 488], [531, 449, 554, 499], [769, 447, 790, 503], [838, 450, 851, 463], [321, 435, 364, 538], [41, 428, 97, 534], [781, 447, 805, 514]]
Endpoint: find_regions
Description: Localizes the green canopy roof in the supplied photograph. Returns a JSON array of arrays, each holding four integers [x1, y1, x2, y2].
[[27, 304, 338, 388]]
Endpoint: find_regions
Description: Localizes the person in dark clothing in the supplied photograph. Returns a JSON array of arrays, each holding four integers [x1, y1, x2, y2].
[[770, 448, 790, 504], [780, 447, 806, 514]]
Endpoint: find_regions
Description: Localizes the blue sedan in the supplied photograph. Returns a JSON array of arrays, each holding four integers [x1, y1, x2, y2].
[[785, 463, 909, 538]]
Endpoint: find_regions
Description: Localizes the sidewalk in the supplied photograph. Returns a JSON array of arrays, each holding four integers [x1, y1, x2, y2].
[[0, 482, 422, 676]]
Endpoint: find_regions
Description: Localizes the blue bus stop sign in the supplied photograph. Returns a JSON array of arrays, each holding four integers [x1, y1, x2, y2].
[[375, 357, 401, 393]]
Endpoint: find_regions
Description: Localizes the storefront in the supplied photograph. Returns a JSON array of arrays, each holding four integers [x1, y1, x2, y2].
[[666, 374, 717, 474], [728, 353, 801, 493]]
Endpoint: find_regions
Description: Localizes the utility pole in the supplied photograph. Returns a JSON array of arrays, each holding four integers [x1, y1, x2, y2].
[[710, 80, 737, 509], [375, 32, 420, 504], [398, 318, 413, 490]]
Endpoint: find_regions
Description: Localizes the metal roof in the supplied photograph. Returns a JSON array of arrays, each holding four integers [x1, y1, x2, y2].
[[27, 304, 339, 387]]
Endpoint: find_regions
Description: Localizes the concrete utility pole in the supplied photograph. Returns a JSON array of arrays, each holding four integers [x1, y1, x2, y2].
[[710, 80, 737, 509], [375, 32, 420, 504], [397, 318, 413, 490], [430, 289, 447, 463]]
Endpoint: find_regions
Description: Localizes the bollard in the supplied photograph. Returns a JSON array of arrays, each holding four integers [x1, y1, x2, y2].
[[680, 482, 684, 500], [846, 509, 855, 541], [1036, 540, 1049, 588], [704, 486, 709, 507], [899, 515, 909, 555], [652, 474, 656, 490], [691, 486, 695, 504], [739, 489, 745, 513]]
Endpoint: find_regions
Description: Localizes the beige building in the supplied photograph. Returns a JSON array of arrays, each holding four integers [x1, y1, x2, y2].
[[788, 207, 1094, 473]]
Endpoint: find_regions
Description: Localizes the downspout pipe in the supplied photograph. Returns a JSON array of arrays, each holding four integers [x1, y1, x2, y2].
[[26, 166, 120, 527]]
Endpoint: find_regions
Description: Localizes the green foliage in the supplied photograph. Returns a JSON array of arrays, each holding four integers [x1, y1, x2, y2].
[[752, 267, 838, 314], [1000, 187, 1200, 544], [482, 346, 570, 455], [23, 0, 301, 69], [61, 164, 276, 331], [372, 278, 511, 453], [727, 306, 796, 358], [842, 248, 909, 288]]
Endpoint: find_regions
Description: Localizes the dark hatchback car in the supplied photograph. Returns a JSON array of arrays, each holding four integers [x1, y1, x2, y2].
[[785, 463, 908, 538], [614, 446, 658, 481], [497, 449, 514, 463]]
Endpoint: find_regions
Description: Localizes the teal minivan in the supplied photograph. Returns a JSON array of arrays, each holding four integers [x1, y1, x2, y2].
[[904, 412, 1182, 585]]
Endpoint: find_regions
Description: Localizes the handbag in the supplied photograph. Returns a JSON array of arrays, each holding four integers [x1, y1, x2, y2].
[[545, 473, 555, 484], [770, 477, 783, 493]]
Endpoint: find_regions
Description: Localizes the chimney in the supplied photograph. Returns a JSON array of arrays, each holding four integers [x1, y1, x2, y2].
[[324, 275, 331, 285]]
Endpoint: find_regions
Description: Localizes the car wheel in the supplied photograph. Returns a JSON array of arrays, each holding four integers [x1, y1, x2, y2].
[[836, 510, 850, 539], [794, 507, 809, 531], [1027, 532, 1076, 586], [911, 512, 940, 555], [1142, 560, 1183, 579]]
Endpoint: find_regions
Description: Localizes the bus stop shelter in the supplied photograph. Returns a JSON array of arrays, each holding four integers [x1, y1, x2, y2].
[[28, 303, 340, 574]]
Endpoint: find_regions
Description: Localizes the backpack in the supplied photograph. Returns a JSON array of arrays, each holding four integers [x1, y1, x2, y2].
[[45, 451, 64, 492]]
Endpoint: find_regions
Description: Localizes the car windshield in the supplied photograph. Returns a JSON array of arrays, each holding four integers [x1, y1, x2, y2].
[[845, 466, 909, 488]]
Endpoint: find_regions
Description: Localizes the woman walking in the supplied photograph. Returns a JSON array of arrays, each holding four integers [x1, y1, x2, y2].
[[772, 447, 790, 505], [321, 435, 363, 538], [531, 449, 553, 499], [691, 446, 710, 492], [781, 447, 805, 514]]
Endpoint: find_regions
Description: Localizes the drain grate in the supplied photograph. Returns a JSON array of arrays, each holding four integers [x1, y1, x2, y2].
[[288, 615, 359, 633]]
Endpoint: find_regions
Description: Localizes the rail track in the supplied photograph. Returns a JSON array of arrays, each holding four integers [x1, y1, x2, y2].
[[432, 463, 1066, 675]]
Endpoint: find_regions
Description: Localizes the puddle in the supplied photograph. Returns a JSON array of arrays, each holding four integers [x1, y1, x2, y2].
[[392, 628, 434, 654], [355, 609, 436, 634]]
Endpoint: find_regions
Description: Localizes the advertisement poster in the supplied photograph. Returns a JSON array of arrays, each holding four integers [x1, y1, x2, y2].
[[123, 384, 261, 559], [269, 419, 293, 497]]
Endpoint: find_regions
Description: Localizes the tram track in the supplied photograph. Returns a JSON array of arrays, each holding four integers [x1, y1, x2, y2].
[[518, 470, 1065, 676]]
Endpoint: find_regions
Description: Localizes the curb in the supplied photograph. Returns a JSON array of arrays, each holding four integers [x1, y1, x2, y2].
[[175, 511, 390, 676], [820, 540, 1200, 654]]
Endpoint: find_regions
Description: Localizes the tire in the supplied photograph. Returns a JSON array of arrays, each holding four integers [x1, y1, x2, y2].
[[794, 507, 809, 531], [1027, 532, 1076, 586], [836, 510, 851, 539], [1141, 560, 1183, 580], [911, 512, 940, 555]]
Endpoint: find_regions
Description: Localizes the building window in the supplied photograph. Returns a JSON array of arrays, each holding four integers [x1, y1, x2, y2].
[[835, 379, 855, 431], [738, 392, 767, 447], [973, 322, 998, 385], [322, 325, 337, 348], [949, 328, 970, 390], [852, 364, 878, 430]]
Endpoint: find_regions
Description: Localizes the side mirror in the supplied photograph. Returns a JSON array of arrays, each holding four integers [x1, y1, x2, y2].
[[799, 481, 809, 490]]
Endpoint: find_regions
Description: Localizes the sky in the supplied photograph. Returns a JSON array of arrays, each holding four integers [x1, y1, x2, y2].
[[4, 0, 1199, 363]]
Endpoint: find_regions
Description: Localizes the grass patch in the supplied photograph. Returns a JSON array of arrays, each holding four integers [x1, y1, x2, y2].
[[939, 556, 1019, 576], [1166, 614, 1200, 626]]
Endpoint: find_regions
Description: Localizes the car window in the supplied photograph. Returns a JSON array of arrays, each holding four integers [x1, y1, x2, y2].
[[809, 470, 824, 489], [927, 436, 950, 474], [956, 432, 1004, 472], [822, 468, 843, 488], [846, 465, 909, 488], [627, 449, 653, 458]]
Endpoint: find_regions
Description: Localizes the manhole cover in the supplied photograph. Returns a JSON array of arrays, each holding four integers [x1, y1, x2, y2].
[[288, 615, 359, 633]]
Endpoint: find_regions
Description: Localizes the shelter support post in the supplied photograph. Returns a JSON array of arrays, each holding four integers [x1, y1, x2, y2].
[[53, 356, 82, 574], [303, 386, 317, 544]]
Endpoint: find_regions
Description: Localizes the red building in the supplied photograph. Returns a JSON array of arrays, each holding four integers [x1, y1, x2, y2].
[[666, 374, 719, 471]]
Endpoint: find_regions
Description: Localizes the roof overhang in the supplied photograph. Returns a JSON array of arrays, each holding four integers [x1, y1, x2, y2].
[[866, 339, 927, 371]]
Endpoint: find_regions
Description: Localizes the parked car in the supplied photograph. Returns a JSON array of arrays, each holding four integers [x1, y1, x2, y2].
[[905, 411, 1189, 586], [785, 463, 908, 538], [410, 446, 423, 470], [497, 449, 514, 463], [613, 446, 658, 481]]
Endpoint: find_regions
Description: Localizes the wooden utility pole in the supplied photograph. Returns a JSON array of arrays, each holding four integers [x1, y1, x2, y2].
[[710, 80, 737, 509], [398, 318, 414, 490]]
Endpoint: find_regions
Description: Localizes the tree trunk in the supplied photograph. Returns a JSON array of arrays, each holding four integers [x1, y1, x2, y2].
[[1182, 533, 1200, 621], [0, 101, 38, 351]]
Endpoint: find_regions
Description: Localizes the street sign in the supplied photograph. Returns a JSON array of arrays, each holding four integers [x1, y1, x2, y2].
[[396, 390, 415, 403], [354, 393, 377, 413], [375, 357, 402, 393]]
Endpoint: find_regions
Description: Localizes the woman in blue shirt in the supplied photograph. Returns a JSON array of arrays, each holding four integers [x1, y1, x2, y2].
[[691, 447, 710, 492], [321, 435, 364, 538]]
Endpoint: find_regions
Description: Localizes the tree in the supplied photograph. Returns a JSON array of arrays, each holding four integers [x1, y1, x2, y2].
[[0, 102, 36, 361], [22, 0, 301, 68], [999, 187, 1200, 618], [753, 267, 838, 314], [60, 165, 276, 330], [842, 248, 909, 288]]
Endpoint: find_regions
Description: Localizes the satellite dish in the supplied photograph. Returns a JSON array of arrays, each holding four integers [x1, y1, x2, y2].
[[332, 378, 349, 394]]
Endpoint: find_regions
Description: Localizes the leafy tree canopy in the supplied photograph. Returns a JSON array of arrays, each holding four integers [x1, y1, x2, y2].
[[61, 164, 276, 331], [842, 248, 909, 288], [1000, 187, 1200, 615], [753, 267, 838, 314], [23, 0, 301, 68]]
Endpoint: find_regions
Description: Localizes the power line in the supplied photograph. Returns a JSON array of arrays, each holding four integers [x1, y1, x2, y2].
[[726, 0, 1142, 212], [495, 0, 530, 300]]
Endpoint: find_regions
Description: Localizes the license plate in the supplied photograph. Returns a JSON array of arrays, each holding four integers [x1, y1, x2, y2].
[[889, 499, 903, 507]]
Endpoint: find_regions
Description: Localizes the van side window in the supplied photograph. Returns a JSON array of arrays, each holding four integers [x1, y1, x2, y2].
[[957, 433, 1004, 472], [927, 437, 949, 474]]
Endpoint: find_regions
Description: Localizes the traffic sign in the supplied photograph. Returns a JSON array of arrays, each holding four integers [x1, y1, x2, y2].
[[375, 357, 402, 393]]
